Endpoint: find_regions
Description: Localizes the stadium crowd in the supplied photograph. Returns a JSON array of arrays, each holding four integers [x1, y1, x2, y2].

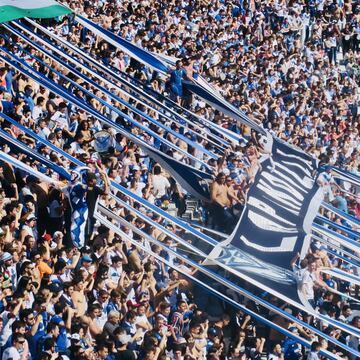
[[0, 0, 359, 359]]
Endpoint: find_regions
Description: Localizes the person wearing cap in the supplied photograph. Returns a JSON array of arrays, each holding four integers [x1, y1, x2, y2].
[[77, 255, 95, 283], [206, 326, 222, 352], [19, 214, 37, 244], [0, 252, 16, 290], [52, 231, 64, 247]]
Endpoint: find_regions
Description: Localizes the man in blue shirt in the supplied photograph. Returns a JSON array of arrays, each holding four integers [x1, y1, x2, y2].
[[169, 60, 186, 103], [20, 85, 35, 111]]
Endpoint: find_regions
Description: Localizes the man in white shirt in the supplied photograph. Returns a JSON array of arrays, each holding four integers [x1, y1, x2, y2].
[[307, 341, 321, 360], [37, 119, 51, 140], [300, 260, 317, 308], [49, 102, 69, 130], [108, 255, 123, 284], [32, 97, 46, 123], [152, 165, 170, 200], [317, 166, 339, 202], [2, 333, 27, 360], [134, 304, 152, 344], [268, 343, 284, 360], [300, 261, 329, 308]]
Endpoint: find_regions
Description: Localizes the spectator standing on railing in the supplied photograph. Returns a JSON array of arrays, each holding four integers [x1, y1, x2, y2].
[[168, 60, 186, 104]]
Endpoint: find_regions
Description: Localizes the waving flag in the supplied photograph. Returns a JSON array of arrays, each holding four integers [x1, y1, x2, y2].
[[208, 134, 323, 309], [64, 182, 88, 248], [183, 77, 266, 135], [75, 15, 169, 75], [137, 143, 213, 202], [0, 0, 71, 23]]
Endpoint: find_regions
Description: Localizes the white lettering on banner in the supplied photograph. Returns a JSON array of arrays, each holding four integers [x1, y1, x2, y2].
[[247, 196, 297, 226], [240, 235, 297, 252], [275, 148, 314, 171], [258, 178, 302, 209], [275, 162, 314, 189], [257, 181, 302, 211], [263, 195, 301, 217], [262, 172, 304, 202], [271, 168, 307, 193], [231, 137, 319, 254], [248, 210, 298, 233], [281, 160, 312, 178]]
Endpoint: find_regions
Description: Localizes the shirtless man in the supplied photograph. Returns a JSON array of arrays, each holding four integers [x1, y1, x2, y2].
[[71, 278, 88, 317], [80, 303, 103, 340], [210, 172, 235, 233]]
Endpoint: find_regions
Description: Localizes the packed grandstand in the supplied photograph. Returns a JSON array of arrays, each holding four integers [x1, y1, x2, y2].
[[0, 0, 359, 360]]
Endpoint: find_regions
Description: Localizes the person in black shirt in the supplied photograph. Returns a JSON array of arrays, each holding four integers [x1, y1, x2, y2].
[[85, 164, 109, 241]]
